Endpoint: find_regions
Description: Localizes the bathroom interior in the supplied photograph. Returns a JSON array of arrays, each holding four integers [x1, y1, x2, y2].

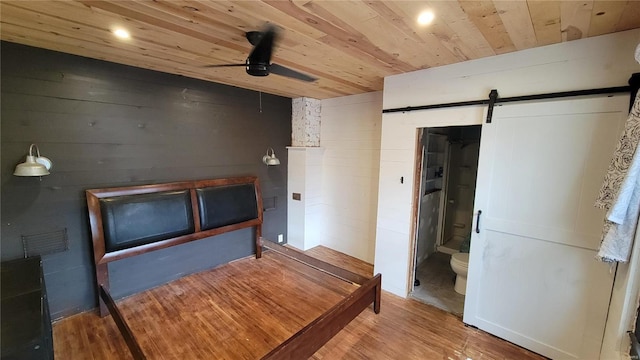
[[410, 125, 482, 316]]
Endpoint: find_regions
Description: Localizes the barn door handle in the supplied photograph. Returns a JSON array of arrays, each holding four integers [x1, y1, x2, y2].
[[475, 210, 482, 233]]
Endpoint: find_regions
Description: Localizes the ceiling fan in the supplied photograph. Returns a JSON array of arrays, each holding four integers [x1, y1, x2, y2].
[[206, 25, 317, 82]]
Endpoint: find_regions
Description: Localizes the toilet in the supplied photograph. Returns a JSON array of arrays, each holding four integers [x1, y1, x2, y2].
[[450, 253, 469, 295]]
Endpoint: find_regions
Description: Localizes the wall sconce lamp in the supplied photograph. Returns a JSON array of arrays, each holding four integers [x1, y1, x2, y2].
[[14, 144, 53, 176], [262, 147, 280, 166]]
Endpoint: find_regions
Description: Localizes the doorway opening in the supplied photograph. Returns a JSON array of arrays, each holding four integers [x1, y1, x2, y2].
[[410, 125, 481, 315]]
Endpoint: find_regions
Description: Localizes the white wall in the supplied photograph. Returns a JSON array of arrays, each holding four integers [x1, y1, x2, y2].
[[317, 91, 382, 263], [287, 147, 324, 251], [374, 29, 640, 357], [287, 148, 306, 250]]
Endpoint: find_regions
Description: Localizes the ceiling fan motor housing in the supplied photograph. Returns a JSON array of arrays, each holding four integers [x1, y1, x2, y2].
[[245, 59, 269, 76]]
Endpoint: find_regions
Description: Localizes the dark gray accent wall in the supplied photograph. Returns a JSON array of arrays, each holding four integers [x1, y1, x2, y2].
[[0, 42, 291, 319]]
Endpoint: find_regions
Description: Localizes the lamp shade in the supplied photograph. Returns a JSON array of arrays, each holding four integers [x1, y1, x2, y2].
[[14, 144, 52, 176], [262, 148, 280, 166], [14, 156, 50, 176]]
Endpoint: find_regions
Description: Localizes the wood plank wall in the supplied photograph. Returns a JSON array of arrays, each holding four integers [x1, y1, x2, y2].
[[0, 42, 291, 319], [318, 92, 382, 263]]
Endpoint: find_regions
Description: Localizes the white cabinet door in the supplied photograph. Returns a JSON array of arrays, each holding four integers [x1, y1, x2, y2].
[[463, 95, 629, 359]]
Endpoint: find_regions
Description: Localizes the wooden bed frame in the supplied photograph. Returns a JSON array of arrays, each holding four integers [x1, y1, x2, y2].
[[86, 176, 381, 360]]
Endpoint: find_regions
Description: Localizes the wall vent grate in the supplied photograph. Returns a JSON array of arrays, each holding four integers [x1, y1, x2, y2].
[[22, 228, 69, 258]]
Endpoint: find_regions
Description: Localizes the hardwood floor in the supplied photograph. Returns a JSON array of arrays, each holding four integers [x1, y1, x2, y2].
[[53, 246, 545, 360]]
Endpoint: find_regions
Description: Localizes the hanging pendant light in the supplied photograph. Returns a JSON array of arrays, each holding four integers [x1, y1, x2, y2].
[[262, 147, 280, 166], [14, 144, 52, 176]]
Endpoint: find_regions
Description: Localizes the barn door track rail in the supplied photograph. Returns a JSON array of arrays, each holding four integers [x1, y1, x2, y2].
[[382, 73, 639, 124]]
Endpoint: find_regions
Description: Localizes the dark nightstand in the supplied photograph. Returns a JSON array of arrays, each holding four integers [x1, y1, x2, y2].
[[1, 256, 53, 359]]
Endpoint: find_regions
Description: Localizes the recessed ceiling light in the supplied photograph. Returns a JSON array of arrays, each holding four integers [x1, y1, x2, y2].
[[113, 28, 130, 39], [417, 10, 435, 25]]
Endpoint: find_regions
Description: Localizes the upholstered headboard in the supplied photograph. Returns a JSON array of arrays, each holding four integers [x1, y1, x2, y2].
[[86, 176, 263, 315]]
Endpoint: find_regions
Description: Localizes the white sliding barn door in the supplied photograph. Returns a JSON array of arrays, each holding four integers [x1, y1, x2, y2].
[[463, 95, 629, 359]]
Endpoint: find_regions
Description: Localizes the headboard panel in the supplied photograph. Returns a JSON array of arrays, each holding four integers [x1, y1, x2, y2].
[[100, 190, 195, 253], [196, 184, 258, 231], [86, 176, 263, 316]]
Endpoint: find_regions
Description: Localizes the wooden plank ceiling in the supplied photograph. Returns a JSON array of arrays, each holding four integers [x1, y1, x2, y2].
[[1, 1, 639, 99]]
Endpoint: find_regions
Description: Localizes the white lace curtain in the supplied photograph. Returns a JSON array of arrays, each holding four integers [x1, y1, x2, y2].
[[595, 93, 640, 262]]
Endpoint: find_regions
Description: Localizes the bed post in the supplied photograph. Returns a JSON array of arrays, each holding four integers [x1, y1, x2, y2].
[[87, 190, 111, 317], [254, 177, 263, 259], [373, 274, 382, 314], [256, 232, 263, 259], [96, 263, 110, 317]]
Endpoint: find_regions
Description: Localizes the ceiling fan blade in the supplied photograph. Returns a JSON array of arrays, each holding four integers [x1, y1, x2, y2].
[[248, 25, 276, 65], [203, 63, 246, 68], [270, 63, 317, 82]]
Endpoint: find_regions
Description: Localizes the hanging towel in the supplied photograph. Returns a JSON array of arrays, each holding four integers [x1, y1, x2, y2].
[[595, 93, 640, 262], [598, 147, 640, 262]]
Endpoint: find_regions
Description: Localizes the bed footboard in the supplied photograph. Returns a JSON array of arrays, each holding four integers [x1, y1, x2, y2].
[[260, 238, 382, 360], [261, 273, 381, 360]]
